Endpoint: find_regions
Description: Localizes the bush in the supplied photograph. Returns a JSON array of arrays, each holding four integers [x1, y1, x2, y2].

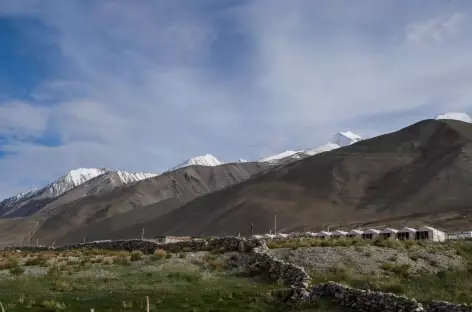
[[266, 240, 280, 249], [130, 250, 143, 262], [25, 257, 43, 266], [151, 249, 167, 261], [9, 265, 25, 276], [113, 255, 131, 266], [380, 263, 394, 271]]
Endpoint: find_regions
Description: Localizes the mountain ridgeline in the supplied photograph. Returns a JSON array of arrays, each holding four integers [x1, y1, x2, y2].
[[2, 115, 472, 246], [56, 118, 472, 242]]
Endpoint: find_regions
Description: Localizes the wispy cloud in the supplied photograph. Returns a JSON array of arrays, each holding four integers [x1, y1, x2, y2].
[[0, 0, 472, 198]]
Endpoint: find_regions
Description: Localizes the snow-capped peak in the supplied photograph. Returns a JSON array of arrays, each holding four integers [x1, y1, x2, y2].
[[49, 168, 108, 197], [435, 112, 472, 123], [237, 159, 248, 163], [171, 154, 224, 171], [259, 131, 363, 164], [329, 131, 363, 147]]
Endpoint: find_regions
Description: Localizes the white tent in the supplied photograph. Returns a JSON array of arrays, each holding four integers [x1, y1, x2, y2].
[[346, 229, 363, 239], [275, 233, 288, 238], [362, 229, 380, 239], [331, 230, 348, 239], [318, 231, 332, 240], [416, 226, 446, 242], [380, 228, 398, 240], [397, 227, 416, 240]]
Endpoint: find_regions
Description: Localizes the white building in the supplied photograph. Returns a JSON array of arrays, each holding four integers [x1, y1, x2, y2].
[[362, 229, 380, 239], [397, 227, 416, 241], [318, 231, 332, 240], [331, 230, 348, 239], [380, 228, 398, 240], [416, 226, 446, 242], [346, 229, 363, 239], [447, 231, 472, 240]]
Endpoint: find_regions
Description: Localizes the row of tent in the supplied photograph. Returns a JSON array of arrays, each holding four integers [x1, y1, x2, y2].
[[254, 226, 447, 242]]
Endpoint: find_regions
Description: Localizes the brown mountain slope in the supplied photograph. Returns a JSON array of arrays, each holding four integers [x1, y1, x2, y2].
[[28, 162, 271, 245], [95, 119, 472, 238]]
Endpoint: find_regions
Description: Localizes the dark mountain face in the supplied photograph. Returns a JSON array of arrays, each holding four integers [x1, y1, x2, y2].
[[3, 119, 472, 247], [81, 119, 472, 239], [23, 162, 271, 245]]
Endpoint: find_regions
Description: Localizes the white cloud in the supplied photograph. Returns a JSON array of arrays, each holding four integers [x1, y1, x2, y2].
[[1, 1, 472, 198], [406, 13, 466, 44], [0, 101, 50, 139]]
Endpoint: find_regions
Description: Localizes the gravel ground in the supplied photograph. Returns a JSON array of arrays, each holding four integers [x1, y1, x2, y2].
[[267, 245, 465, 276]]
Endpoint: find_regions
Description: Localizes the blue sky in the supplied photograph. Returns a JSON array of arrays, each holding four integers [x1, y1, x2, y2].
[[1, 0, 472, 199]]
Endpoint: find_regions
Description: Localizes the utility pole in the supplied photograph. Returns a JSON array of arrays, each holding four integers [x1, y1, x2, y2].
[[250, 222, 254, 236], [83, 236, 86, 244], [274, 214, 277, 236], [36, 238, 39, 247], [141, 228, 145, 240]]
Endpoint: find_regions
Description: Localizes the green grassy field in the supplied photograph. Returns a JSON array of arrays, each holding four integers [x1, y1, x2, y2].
[[0, 249, 344, 312]]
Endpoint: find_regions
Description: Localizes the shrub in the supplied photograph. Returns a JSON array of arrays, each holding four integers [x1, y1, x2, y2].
[[9, 265, 25, 276], [130, 250, 143, 262], [40, 299, 66, 311], [25, 257, 43, 266], [266, 240, 280, 249], [388, 255, 398, 262], [113, 255, 131, 266], [329, 263, 347, 275], [178, 253, 186, 259], [380, 263, 394, 271], [46, 265, 62, 280], [151, 249, 167, 261]]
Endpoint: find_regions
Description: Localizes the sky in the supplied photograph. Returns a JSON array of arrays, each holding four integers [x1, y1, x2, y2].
[[1, 0, 472, 199]]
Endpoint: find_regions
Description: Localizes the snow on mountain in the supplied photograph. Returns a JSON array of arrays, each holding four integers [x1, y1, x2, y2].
[[330, 131, 363, 147], [435, 112, 472, 123], [237, 159, 248, 163], [171, 154, 224, 171], [48, 168, 108, 198], [116, 171, 158, 183], [259, 131, 363, 164], [0, 168, 159, 214], [259, 150, 302, 163], [303, 142, 341, 156]]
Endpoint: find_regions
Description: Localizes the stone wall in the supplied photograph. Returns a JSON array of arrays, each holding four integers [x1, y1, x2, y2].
[[312, 282, 425, 311], [311, 282, 472, 312], [426, 301, 472, 312]]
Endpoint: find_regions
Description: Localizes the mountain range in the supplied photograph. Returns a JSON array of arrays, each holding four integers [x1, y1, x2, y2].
[[0, 112, 471, 246]]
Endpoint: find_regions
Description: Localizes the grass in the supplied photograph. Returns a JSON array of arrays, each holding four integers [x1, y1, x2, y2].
[[0, 249, 321, 312]]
